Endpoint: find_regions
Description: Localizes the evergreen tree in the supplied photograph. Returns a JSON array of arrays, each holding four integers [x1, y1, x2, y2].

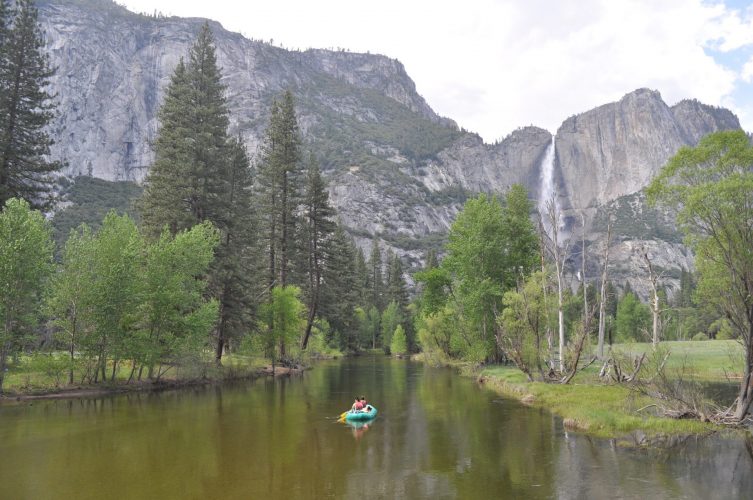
[[321, 224, 359, 350], [257, 90, 302, 289], [368, 239, 384, 311], [299, 155, 335, 349], [354, 247, 369, 307], [0, 0, 62, 210], [209, 136, 258, 362], [386, 253, 409, 309], [139, 58, 194, 233], [140, 25, 259, 365], [140, 23, 230, 234]]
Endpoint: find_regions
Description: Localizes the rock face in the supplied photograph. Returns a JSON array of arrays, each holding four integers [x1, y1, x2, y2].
[[554, 89, 740, 210], [38, 0, 743, 294]]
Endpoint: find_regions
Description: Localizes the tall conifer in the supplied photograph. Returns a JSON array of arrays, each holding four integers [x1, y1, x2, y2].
[[140, 24, 258, 364], [300, 155, 335, 349], [0, 0, 61, 210], [141, 23, 229, 234], [257, 90, 302, 288]]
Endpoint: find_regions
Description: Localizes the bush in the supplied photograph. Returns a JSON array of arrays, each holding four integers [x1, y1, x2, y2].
[[691, 332, 709, 341]]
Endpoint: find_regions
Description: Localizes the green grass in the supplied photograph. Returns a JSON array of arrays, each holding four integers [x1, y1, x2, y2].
[[479, 365, 714, 439], [1, 352, 272, 396], [468, 340, 745, 439], [606, 340, 743, 381]]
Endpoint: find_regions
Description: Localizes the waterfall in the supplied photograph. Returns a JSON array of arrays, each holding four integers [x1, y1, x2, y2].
[[538, 136, 561, 238]]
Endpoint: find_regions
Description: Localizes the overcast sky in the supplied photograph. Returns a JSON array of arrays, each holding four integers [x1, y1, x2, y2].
[[119, 0, 753, 143]]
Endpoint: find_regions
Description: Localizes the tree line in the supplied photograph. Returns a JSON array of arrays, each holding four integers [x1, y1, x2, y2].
[[413, 130, 753, 421], [0, 14, 411, 392]]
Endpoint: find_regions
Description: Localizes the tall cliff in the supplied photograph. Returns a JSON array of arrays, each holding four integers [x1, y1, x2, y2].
[[39, 0, 742, 294]]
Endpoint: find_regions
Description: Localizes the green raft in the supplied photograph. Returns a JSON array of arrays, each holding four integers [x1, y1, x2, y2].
[[344, 405, 378, 422]]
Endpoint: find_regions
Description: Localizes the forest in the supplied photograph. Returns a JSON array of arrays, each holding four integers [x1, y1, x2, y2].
[[1, 0, 752, 429]]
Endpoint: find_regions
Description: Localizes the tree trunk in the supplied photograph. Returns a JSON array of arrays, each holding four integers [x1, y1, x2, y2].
[[69, 312, 77, 386], [0, 344, 7, 394], [734, 319, 753, 420], [597, 220, 612, 360], [642, 249, 661, 347]]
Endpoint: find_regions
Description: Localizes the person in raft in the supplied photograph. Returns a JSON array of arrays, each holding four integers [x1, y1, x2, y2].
[[351, 396, 365, 413], [360, 396, 371, 412]]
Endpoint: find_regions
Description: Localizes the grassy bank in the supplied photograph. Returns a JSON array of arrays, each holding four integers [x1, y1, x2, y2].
[[0, 352, 296, 400], [417, 340, 745, 441]]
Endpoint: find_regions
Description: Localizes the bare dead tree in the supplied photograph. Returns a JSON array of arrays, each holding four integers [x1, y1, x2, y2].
[[561, 302, 598, 384], [597, 217, 613, 359], [641, 247, 663, 347], [544, 198, 570, 372], [537, 216, 555, 370]]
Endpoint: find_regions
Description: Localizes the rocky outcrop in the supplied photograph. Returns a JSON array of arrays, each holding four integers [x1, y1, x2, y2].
[[554, 89, 740, 211], [38, 1, 744, 289]]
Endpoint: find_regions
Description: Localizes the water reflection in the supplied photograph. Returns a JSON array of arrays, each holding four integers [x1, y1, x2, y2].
[[0, 356, 751, 499]]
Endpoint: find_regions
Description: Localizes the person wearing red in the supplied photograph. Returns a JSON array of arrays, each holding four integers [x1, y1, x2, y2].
[[351, 396, 364, 412]]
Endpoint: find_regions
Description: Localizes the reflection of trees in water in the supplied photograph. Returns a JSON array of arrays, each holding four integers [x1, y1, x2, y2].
[[554, 430, 753, 498], [3, 357, 753, 499]]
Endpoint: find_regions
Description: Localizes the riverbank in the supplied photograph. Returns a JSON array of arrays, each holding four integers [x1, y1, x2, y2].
[[0, 354, 308, 402], [415, 340, 749, 444]]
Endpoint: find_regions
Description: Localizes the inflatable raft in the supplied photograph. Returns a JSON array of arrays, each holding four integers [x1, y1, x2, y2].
[[344, 405, 377, 422]]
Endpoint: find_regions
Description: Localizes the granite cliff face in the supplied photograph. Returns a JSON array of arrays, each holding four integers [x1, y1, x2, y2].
[[38, 0, 742, 293], [554, 89, 740, 211]]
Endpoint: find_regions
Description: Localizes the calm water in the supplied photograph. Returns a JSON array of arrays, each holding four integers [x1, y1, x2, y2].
[[1, 356, 752, 499]]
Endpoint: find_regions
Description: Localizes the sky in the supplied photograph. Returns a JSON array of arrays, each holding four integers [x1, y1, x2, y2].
[[119, 0, 753, 143]]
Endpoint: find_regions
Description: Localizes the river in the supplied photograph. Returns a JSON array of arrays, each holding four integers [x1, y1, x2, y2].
[[1, 355, 751, 499]]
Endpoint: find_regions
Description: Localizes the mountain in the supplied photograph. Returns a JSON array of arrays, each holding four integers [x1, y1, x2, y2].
[[38, 0, 742, 296]]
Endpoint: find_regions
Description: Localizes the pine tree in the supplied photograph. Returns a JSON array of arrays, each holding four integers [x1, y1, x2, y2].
[[140, 23, 230, 234], [140, 25, 259, 364], [368, 239, 384, 311], [139, 58, 194, 234], [321, 224, 359, 351], [386, 253, 409, 310], [209, 136, 259, 361], [0, 0, 62, 210], [354, 247, 369, 306], [299, 155, 335, 349], [386, 252, 412, 349], [257, 90, 302, 289]]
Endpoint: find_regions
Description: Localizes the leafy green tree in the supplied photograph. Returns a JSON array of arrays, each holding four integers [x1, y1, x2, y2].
[[84, 212, 143, 383], [0, 197, 53, 392], [46, 225, 95, 385], [138, 222, 219, 381], [442, 194, 507, 360], [498, 271, 551, 381], [414, 253, 450, 316], [415, 305, 456, 358], [0, 0, 62, 210], [647, 129, 753, 420], [381, 301, 402, 354], [499, 184, 539, 290], [390, 325, 407, 356], [261, 285, 304, 369], [366, 306, 381, 349], [614, 292, 650, 342]]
